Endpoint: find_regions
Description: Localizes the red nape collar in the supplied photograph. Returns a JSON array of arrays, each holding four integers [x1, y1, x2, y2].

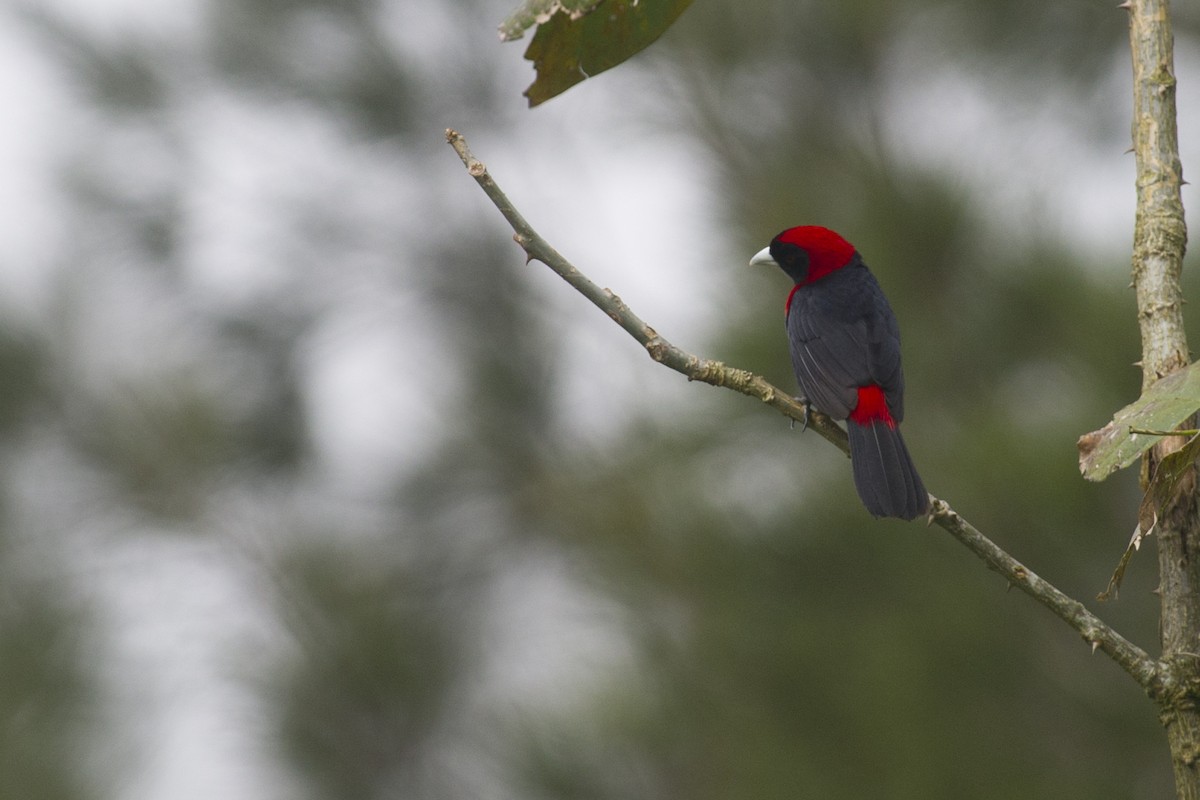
[[785, 284, 801, 316]]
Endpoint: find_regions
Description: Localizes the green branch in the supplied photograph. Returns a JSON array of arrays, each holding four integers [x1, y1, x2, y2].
[[445, 126, 1160, 694]]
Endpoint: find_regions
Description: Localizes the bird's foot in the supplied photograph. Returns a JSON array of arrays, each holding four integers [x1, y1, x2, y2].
[[788, 396, 812, 433]]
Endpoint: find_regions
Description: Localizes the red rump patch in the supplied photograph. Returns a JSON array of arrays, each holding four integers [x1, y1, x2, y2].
[[848, 384, 896, 428], [777, 226, 857, 284]]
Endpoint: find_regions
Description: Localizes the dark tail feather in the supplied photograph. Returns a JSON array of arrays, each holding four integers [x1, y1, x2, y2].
[[846, 420, 929, 520]]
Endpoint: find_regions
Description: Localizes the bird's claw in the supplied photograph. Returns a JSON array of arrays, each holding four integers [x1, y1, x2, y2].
[[789, 396, 812, 433]]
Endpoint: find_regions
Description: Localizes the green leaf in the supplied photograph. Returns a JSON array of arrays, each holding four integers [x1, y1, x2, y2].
[[1078, 360, 1200, 481], [502, 0, 694, 107]]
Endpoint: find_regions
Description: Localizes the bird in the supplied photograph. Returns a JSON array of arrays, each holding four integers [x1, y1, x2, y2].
[[750, 225, 929, 520]]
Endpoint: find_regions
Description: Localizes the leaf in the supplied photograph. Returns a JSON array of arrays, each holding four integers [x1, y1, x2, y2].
[[503, 0, 694, 107], [1077, 360, 1200, 481], [1097, 522, 1150, 602], [1098, 431, 1200, 600], [499, 0, 605, 42], [1142, 432, 1200, 527]]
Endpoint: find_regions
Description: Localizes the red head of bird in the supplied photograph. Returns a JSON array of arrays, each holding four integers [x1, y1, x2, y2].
[[749, 225, 859, 286]]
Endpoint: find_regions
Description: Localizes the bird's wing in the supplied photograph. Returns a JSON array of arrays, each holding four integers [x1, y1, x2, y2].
[[788, 300, 868, 419], [787, 272, 905, 422]]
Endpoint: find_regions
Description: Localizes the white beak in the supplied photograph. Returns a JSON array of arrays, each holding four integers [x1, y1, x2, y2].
[[749, 246, 778, 268]]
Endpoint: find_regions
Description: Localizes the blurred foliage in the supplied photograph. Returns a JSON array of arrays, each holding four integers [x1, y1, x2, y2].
[[7, 0, 1200, 798], [0, 571, 98, 800], [0, 324, 101, 798], [268, 541, 465, 800]]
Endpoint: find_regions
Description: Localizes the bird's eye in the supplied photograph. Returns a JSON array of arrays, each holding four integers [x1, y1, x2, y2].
[[772, 242, 810, 282]]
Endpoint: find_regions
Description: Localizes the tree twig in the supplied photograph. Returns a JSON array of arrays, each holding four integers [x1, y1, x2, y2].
[[445, 126, 1162, 694]]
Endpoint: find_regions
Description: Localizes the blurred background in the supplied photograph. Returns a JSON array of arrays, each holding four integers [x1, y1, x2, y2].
[[0, 0, 1196, 797]]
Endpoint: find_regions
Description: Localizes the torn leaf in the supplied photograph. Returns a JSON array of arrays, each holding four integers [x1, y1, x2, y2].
[[507, 0, 694, 106], [1078, 361, 1200, 481]]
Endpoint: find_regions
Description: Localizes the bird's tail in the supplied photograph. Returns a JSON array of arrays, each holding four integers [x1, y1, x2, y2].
[[846, 420, 929, 520]]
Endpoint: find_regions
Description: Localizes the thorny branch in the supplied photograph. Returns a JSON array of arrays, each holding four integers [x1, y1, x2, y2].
[[1124, 0, 1199, 795], [445, 127, 1162, 696]]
